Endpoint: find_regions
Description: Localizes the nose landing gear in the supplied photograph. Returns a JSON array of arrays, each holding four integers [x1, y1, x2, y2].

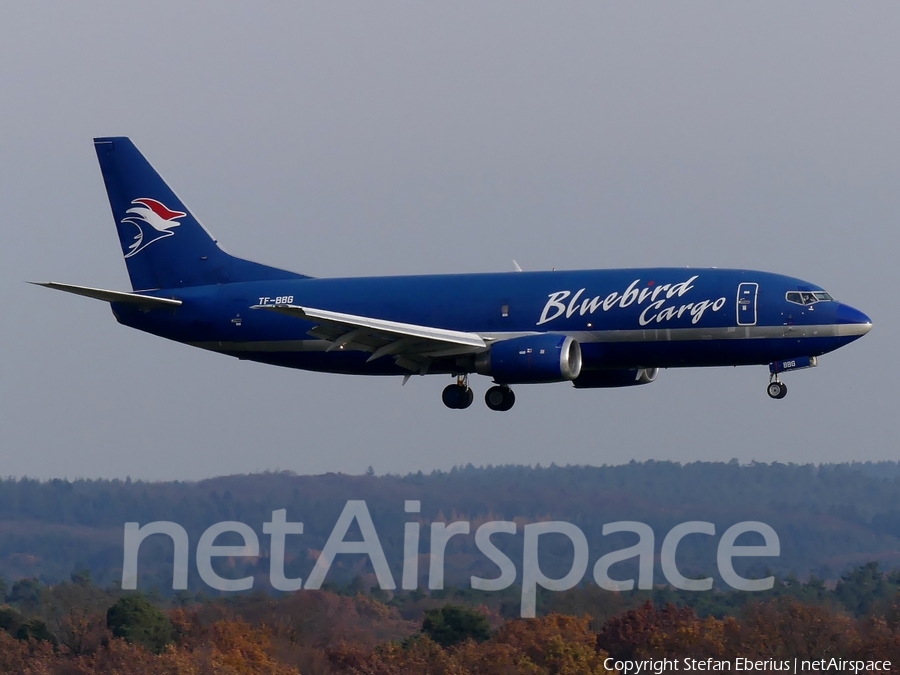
[[442, 376, 474, 409], [766, 356, 817, 399]]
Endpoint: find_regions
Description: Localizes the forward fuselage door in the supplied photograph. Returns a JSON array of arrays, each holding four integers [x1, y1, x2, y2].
[[736, 282, 758, 326]]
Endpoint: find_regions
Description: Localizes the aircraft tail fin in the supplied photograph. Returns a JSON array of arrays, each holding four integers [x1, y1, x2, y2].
[[94, 137, 307, 291]]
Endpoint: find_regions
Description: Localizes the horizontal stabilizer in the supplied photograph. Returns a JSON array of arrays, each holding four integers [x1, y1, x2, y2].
[[30, 282, 182, 308]]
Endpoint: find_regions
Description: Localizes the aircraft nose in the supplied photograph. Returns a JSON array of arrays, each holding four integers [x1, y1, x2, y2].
[[836, 303, 873, 335]]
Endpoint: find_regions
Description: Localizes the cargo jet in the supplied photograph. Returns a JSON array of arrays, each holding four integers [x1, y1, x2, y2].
[[34, 138, 873, 411]]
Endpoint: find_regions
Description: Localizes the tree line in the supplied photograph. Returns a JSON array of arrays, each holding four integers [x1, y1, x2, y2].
[[3, 564, 900, 673], [2, 462, 900, 590]]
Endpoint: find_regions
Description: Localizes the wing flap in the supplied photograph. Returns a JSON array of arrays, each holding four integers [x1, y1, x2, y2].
[[253, 304, 486, 349], [252, 303, 486, 372]]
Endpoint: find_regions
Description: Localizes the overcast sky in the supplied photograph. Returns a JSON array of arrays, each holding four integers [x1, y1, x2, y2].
[[1, 3, 897, 481]]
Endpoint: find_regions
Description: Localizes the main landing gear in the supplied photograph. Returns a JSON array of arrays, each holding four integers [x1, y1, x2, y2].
[[442, 376, 474, 410], [485, 385, 515, 412], [441, 377, 516, 411], [766, 376, 787, 400]]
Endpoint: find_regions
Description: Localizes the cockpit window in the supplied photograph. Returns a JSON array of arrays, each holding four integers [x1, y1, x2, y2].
[[786, 291, 834, 305]]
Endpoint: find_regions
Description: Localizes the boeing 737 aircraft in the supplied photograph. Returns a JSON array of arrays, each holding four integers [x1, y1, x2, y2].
[[35, 137, 872, 411]]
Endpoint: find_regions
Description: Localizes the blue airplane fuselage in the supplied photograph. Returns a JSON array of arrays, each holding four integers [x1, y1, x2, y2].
[[113, 267, 870, 376]]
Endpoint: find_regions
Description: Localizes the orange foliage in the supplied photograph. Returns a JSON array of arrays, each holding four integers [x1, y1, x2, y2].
[[329, 613, 616, 675], [597, 598, 900, 662], [735, 600, 860, 658], [597, 601, 730, 659], [5, 593, 900, 674], [0, 616, 299, 675], [0, 629, 55, 675], [181, 591, 416, 650]]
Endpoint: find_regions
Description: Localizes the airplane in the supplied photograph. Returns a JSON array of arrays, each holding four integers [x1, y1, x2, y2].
[[34, 137, 873, 411]]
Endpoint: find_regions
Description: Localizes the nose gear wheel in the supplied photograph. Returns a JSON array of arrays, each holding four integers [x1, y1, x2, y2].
[[767, 372, 788, 400]]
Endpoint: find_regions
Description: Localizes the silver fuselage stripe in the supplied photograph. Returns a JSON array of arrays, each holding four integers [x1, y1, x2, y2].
[[189, 322, 870, 353], [569, 322, 871, 343]]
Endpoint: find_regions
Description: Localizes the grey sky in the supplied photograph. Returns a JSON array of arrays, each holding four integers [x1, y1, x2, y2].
[[1, 3, 897, 480]]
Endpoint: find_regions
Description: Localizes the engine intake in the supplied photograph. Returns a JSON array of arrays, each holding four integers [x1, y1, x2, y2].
[[475, 335, 582, 384], [572, 368, 659, 388]]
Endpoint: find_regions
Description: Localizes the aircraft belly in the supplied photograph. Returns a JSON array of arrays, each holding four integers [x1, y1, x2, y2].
[[579, 333, 856, 369]]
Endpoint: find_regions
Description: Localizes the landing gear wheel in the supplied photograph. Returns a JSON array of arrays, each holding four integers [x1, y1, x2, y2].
[[485, 385, 515, 411], [442, 384, 473, 409], [461, 386, 474, 409], [767, 381, 787, 399]]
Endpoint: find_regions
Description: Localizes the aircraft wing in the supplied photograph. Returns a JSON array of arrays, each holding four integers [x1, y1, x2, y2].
[[252, 303, 487, 373]]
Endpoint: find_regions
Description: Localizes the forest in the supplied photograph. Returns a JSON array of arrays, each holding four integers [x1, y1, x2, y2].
[[0, 563, 900, 673], [3, 462, 900, 671]]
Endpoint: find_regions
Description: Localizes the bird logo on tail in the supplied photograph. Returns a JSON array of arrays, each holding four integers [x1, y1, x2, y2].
[[121, 198, 186, 258]]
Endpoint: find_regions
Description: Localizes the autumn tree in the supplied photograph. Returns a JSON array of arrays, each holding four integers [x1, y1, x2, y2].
[[735, 599, 860, 658], [331, 613, 615, 675], [597, 601, 730, 659], [0, 629, 55, 674], [41, 576, 118, 655]]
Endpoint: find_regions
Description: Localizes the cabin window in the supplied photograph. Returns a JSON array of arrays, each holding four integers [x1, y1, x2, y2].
[[501, 304, 509, 318], [786, 291, 833, 306]]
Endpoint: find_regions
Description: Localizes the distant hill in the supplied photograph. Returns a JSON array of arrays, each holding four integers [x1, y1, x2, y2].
[[1, 462, 900, 594]]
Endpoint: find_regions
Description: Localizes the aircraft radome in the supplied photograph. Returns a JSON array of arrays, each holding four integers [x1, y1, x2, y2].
[[34, 138, 873, 411]]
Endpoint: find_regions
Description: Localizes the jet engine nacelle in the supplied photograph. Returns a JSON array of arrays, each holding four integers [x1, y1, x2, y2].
[[572, 367, 659, 389], [475, 334, 582, 384]]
